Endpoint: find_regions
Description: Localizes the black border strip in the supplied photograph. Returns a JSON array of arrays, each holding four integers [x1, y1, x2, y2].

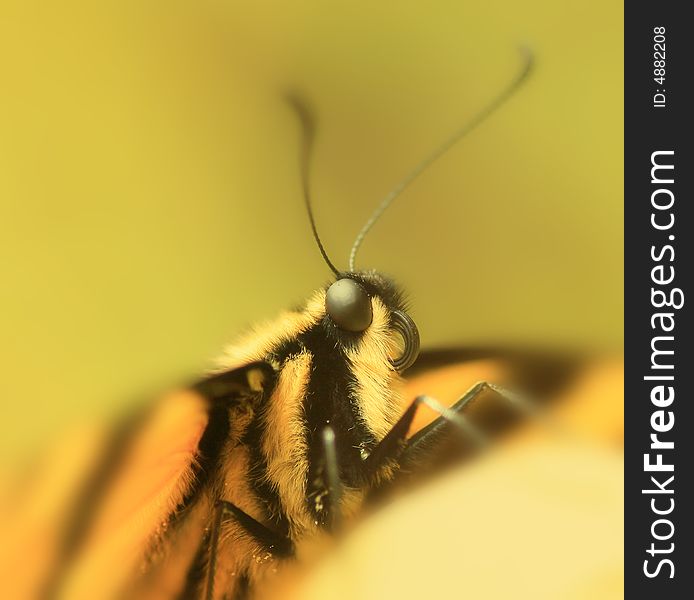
[[625, 4, 692, 595]]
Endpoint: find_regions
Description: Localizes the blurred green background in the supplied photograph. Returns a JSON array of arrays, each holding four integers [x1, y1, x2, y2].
[[0, 0, 622, 466]]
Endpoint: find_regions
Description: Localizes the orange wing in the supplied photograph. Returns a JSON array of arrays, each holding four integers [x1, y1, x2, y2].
[[0, 353, 623, 600], [0, 389, 208, 600]]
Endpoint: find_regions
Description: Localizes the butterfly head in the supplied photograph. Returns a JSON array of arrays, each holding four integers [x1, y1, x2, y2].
[[323, 271, 419, 372]]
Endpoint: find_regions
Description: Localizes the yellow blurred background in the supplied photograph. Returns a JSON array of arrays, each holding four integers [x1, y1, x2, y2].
[[0, 0, 622, 468]]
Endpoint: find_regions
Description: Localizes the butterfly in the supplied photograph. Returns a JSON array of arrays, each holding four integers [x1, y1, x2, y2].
[[0, 47, 623, 600]]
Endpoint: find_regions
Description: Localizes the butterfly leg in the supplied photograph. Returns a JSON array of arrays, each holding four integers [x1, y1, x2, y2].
[[398, 382, 535, 471], [364, 382, 531, 480], [204, 501, 293, 600], [318, 426, 344, 531]]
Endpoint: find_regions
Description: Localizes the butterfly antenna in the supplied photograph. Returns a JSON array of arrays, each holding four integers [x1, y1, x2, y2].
[[287, 94, 341, 277], [348, 46, 534, 272]]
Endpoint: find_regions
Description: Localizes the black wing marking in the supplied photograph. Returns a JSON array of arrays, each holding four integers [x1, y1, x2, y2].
[[174, 362, 278, 519], [408, 346, 585, 401], [41, 361, 277, 600]]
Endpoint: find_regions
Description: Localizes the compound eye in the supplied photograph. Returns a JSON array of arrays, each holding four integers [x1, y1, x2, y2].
[[325, 278, 373, 332]]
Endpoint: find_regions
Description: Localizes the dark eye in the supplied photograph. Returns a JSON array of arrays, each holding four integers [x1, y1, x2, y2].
[[325, 278, 373, 332]]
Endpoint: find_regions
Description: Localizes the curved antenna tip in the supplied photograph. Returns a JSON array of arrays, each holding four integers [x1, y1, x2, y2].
[[287, 92, 341, 277], [347, 46, 535, 272], [515, 44, 536, 78]]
